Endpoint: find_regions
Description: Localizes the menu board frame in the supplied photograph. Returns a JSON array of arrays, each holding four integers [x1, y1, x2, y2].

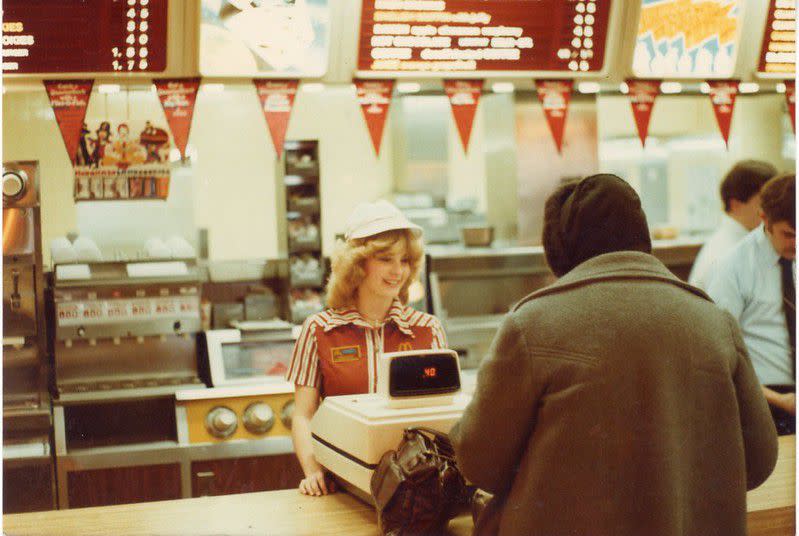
[[353, 0, 624, 79], [755, 0, 796, 80], [2, 0, 182, 79]]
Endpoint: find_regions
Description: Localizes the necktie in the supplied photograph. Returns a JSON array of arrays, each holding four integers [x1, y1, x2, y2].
[[779, 257, 796, 373]]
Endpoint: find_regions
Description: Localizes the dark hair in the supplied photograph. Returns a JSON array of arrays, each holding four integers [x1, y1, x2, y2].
[[720, 160, 777, 212], [760, 173, 795, 228], [542, 174, 652, 277]]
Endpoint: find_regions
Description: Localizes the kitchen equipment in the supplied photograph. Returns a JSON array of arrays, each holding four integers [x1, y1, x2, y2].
[[311, 349, 468, 503], [2, 161, 57, 512], [460, 226, 495, 247]]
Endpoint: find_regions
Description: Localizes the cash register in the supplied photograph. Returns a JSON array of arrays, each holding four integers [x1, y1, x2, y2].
[[311, 349, 469, 503]]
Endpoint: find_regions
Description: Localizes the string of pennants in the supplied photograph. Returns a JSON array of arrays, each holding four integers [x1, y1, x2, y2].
[[44, 77, 797, 184]]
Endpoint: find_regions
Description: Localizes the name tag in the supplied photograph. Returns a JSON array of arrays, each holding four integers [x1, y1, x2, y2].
[[331, 345, 361, 363]]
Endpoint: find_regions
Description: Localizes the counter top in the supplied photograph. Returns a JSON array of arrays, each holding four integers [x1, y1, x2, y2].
[[4, 436, 793, 536]]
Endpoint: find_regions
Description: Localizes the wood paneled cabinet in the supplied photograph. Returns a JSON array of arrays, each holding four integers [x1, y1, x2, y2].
[[66, 463, 181, 509], [191, 454, 304, 497]]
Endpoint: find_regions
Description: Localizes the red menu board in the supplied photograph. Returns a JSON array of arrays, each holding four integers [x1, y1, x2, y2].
[[3, 0, 168, 74], [757, 0, 795, 77], [357, 0, 611, 74]]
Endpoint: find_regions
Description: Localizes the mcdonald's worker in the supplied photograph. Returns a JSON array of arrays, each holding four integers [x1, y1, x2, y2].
[[286, 200, 447, 497]]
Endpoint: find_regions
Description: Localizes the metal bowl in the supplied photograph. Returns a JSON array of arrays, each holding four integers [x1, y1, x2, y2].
[[461, 226, 494, 247]]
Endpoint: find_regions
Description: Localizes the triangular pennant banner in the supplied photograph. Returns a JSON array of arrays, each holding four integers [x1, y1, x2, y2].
[[535, 80, 573, 154], [786, 80, 795, 133], [253, 79, 299, 159], [443, 79, 483, 153], [354, 79, 395, 156], [626, 79, 660, 148], [707, 80, 739, 148], [154, 78, 200, 161], [43, 80, 94, 165]]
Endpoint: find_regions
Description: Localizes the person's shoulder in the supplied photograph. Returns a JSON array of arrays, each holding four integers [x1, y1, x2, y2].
[[399, 305, 442, 327], [716, 229, 760, 272], [300, 309, 337, 330]]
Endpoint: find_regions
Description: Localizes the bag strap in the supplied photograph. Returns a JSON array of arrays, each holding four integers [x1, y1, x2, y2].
[[404, 426, 456, 459]]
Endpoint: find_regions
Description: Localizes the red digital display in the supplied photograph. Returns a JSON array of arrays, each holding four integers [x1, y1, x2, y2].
[[357, 0, 611, 73], [757, 0, 795, 77], [423, 366, 437, 378], [2, 0, 168, 74]]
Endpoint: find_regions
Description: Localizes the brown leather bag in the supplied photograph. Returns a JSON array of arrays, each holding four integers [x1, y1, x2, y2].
[[370, 427, 468, 536]]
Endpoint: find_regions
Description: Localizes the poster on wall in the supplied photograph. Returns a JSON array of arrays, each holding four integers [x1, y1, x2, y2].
[[354, 79, 394, 156], [73, 120, 172, 202], [535, 79, 573, 154], [444, 79, 483, 153], [43, 80, 94, 165], [707, 80, 739, 148], [200, 0, 330, 77], [626, 79, 660, 148], [633, 0, 743, 78], [154, 78, 201, 161], [254, 79, 300, 159]]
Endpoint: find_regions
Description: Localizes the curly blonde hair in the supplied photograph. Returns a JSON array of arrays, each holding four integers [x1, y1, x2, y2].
[[325, 229, 424, 309]]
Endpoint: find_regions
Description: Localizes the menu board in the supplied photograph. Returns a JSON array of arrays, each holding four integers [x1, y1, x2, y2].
[[200, 0, 331, 77], [758, 0, 795, 77], [357, 0, 612, 74], [632, 0, 743, 78], [2, 0, 167, 74]]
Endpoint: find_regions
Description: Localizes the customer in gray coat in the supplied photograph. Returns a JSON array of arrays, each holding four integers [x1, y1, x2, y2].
[[450, 174, 778, 536]]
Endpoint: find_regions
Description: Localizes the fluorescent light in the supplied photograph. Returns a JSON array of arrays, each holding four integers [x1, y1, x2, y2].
[[699, 82, 711, 94], [98, 84, 120, 94], [660, 82, 682, 94], [619, 82, 629, 94], [491, 82, 514, 93], [301, 83, 325, 93], [738, 82, 759, 94], [776, 82, 787, 94], [397, 82, 421, 93], [202, 83, 225, 93], [577, 82, 600, 94]]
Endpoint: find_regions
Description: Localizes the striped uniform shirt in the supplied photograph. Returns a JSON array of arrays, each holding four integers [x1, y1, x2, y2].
[[285, 298, 447, 397]]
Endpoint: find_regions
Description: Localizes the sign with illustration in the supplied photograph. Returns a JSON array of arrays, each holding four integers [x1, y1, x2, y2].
[[73, 119, 172, 202], [43, 80, 94, 164]]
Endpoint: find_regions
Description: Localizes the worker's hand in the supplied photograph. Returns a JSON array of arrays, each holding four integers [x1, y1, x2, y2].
[[774, 392, 796, 415], [299, 470, 336, 496]]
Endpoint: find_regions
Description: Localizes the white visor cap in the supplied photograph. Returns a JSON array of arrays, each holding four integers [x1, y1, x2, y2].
[[344, 200, 422, 241]]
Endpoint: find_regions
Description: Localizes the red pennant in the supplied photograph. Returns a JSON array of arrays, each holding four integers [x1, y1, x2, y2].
[[707, 80, 739, 148], [154, 78, 200, 160], [43, 80, 94, 165], [253, 79, 299, 159], [626, 79, 660, 148], [444, 80, 483, 153], [354, 79, 394, 156], [786, 81, 795, 133], [535, 80, 573, 154]]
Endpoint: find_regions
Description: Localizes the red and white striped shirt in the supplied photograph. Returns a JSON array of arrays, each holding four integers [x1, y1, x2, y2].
[[285, 298, 447, 397]]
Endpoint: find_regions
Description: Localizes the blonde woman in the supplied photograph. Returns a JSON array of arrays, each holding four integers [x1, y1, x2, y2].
[[285, 200, 447, 496]]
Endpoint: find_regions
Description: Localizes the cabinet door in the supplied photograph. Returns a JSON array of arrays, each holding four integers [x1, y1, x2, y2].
[[192, 454, 304, 497], [67, 463, 181, 508], [3, 462, 55, 513]]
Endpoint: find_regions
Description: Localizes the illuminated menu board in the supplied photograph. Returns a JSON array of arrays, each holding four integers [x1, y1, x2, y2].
[[758, 0, 795, 77], [357, 0, 612, 74], [2, 0, 167, 74], [632, 0, 743, 78]]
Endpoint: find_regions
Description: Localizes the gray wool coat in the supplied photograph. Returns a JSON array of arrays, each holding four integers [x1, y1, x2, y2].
[[451, 251, 778, 536]]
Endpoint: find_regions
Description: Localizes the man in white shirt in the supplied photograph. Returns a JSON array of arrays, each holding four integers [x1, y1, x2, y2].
[[707, 173, 796, 434], [689, 160, 777, 290]]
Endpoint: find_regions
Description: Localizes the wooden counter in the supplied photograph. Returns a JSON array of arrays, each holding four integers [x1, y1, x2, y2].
[[4, 436, 794, 536]]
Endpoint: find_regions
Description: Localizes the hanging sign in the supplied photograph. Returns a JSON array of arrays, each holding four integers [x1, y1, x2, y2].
[[443, 79, 483, 153], [535, 79, 573, 154], [707, 80, 739, 148], [626, 79, 660, 148], [354, 79, 394, 156], [253, 79, 299, 159], [786, 80, 796, 133], [43, 80, 94, 165], [154, 78, 201, 161], [73, 119, 172, 202]]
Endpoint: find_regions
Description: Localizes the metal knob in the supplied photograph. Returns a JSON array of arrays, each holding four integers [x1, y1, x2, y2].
[[281, 400, 295, 429], [2, 170, 27, 200], [243, 402, 275, 434], [205, 406, 237, 439]]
